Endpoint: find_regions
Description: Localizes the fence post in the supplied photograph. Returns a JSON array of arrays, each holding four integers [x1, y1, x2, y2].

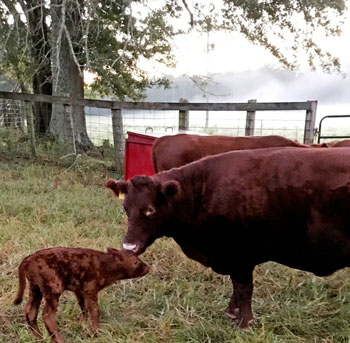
[[303, 100, 318, 144], [245, 99, 256, 136], [111, 105, 124, 176], [24, 100, 36, 157], [63, 104, 76, 154], [178, 98, 189, 131]]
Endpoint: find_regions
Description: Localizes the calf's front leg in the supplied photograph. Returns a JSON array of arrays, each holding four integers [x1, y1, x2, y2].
[[84, 293, 100, 332], [75, 291, 87, 317]]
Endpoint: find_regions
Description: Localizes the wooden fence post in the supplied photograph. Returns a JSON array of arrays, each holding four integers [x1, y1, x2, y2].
[[245, 99, 256, 136], [111, 106, 124, 176], [303, 100, 318, 144], [24, 100, 36, 157], [178, 98, 189, 131]]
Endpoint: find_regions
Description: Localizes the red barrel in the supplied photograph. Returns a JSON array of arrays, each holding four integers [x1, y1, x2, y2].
[[124, 131, 156, 180]]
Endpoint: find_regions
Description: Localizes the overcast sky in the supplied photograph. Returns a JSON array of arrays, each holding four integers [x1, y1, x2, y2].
[[144, 5, 350, 76], [140, 9, 350, 123]]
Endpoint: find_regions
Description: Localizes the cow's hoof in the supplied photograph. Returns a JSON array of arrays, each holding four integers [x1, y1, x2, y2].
[[238, 319, 255, 332], [224, 307, 239, 320]]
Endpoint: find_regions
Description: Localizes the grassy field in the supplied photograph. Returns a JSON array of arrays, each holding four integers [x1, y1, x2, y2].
[[1, 158, 350, 343]]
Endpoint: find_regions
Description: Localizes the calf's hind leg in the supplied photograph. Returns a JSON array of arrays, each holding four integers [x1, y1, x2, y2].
[[24, 285, 43, 338], [42, 292, 64, 343]]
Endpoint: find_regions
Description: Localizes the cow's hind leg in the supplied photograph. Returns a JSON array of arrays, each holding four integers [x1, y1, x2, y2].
[[24, 285, 43, 338], [42, 291, 64, 343]]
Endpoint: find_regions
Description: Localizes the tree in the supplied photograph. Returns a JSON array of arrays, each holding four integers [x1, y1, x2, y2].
[[1, 0, 52, 136], [0, 0, 175, 150], [49, 0, 175, 151], [0, 0, 347, 149]]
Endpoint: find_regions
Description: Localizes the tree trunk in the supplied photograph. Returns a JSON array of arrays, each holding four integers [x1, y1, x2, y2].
[[49, 0, 93, 152], [26, 0, 52, 136], [71, 62, 94, 151]]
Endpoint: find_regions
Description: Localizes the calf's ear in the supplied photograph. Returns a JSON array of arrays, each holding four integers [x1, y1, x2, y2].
[[105, 178, 128, 197], [161, 180, 181, 199], [107, 247, 119, 254], [107, 247, 125, 261]]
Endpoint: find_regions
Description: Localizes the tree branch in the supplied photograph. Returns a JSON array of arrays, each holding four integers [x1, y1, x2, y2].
[[181, 0, 194, 27]]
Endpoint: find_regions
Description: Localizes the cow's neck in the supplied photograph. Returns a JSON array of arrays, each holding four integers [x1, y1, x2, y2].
[[158, 164, 205, 227]]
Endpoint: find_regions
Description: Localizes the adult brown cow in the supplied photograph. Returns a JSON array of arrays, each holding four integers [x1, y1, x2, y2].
[[152, 134, 305, 172], [310, 139, 350, 148], [328, 139, 350, 147], [106, 147, 350, 330]]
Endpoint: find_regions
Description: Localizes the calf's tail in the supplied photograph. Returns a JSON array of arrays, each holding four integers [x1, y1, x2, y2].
[[13, 260, 27, 305]]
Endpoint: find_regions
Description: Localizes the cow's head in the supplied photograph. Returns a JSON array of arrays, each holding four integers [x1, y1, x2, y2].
[[106, 176, 181, 255]]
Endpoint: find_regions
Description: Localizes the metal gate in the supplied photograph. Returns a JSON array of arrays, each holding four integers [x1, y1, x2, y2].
[[317, 114, 350, 143]]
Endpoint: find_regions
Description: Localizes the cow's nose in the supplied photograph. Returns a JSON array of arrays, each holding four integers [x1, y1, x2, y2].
[[123, 242, 138, 252]]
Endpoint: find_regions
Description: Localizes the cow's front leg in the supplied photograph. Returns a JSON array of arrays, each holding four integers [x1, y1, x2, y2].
[[224, 276, 240, 319], [226, 272, 254, 331]]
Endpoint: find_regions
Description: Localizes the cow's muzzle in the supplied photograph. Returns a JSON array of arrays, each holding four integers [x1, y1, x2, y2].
[[122, 242, 139, 253]]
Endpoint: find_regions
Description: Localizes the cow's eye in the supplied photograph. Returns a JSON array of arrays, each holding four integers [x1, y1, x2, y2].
[[143, 205, 156, 217]]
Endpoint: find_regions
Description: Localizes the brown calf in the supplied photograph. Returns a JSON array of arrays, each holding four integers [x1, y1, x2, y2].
[[14, 247, 149, 343]]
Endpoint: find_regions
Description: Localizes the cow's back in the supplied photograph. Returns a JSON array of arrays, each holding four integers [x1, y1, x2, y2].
[[152, 134, 304, 172], [156, 147, 350, 276], [329, 139, 350, 147]]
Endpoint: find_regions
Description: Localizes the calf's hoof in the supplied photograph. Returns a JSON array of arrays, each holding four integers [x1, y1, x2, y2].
[[53, 336, 65, 343]]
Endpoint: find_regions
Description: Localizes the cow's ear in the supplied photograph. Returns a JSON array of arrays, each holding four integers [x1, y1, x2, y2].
[[105, 178, 128, 197], [161, 180, 181, 199]]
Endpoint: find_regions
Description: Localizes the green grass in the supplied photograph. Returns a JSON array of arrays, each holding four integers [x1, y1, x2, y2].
[[1, 159, 350, 342]]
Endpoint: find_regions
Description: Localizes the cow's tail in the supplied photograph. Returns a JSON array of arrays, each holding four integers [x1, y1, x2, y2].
[[152, 141, 159, 174], [13, 260, 27, 305]]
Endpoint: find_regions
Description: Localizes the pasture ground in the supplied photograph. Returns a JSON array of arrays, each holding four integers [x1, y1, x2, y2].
[[1, 158, 350, 343]]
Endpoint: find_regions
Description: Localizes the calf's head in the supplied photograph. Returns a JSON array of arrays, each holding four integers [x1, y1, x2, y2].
[[107, 247, 149, 278], [106, 176, 181, 255]]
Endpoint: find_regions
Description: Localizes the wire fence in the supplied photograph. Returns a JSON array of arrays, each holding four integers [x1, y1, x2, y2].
[[0, 92, 317, 176], [84, 109, 308, 143]]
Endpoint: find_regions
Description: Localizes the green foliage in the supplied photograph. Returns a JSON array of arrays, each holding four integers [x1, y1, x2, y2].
[[1, 0, 347, 99], [0, 0, 175, 100], [85, 1, 174, 99], [220, 0, 346, 72], [0, 4, 32, 92]]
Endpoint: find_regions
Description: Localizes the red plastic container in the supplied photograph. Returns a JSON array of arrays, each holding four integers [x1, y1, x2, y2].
[[124, 131, 157, 180]]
